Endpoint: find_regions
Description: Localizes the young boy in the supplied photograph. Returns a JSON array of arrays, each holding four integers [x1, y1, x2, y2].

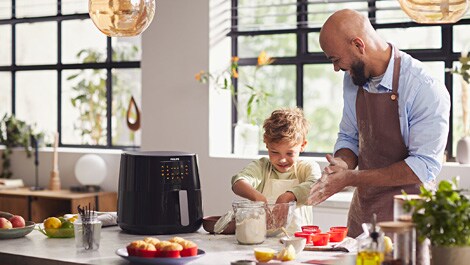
[[231, 107, 321, 233]]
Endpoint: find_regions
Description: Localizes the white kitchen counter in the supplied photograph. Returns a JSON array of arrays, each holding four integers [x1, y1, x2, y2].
[[317, 190, 354, 209], [0, 226, 356, 265]]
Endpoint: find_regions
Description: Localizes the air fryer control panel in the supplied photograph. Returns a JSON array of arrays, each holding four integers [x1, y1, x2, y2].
[[161, 159, 192, 191]]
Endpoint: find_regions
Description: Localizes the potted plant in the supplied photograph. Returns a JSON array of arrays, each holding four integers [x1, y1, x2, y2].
[[0, 114, 44, 179], [404, 179, 470, 265], [195, 51, 274, 156], [449, 45, 470, 163]]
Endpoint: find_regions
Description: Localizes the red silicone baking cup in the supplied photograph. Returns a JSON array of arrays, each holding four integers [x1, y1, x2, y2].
[[180, 246, 198, 257]]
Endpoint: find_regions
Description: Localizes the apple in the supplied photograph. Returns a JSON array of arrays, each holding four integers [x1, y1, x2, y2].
[[0, 217, 13, 229], [9, 215, 25, 228]]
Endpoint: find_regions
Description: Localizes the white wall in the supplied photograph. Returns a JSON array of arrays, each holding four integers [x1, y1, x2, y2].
[[2, 0, 470, 218]]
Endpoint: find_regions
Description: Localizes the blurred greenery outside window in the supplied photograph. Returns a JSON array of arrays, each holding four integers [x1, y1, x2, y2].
[[232, 0, 470, 158], [0, 1, 141, 148]]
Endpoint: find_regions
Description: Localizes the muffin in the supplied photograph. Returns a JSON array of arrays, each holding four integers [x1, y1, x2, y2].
[[143, 237, 160, 246], [126, 240, 157, 258], [178, 240, 198, 257], [159, 242, 183, 258], [154, 241, 173, 257], [169, 236, 186, 244]]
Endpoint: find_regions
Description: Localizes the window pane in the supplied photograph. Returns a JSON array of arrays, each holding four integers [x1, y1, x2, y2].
[[62, 19, 107, 64], [376, 0, 412, 24], [308, 2, 367, 28], [308, 32, 321, 53], [112, 37, 142, 62], [16, 71, 57, 133], [112, 68, 141, 146], [237, 65, 296, 146], [0, 72, 11, 116], [16, 22, 57, 65], [237, 0, 297, 31], [16, 0, 57, 18], [62, 69, 107, 145], [453, 25, 470, 54], [377, 27, 441, 49], [61, 0, 88, 15], [238, 34, 296, 58], [452, 69, 467, 157], [303, 64, 344, 153], [0, 0, 11, 19], [0, 25, 11, 66]]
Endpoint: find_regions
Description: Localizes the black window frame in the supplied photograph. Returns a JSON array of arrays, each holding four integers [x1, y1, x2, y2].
[[0, 0, 141, 149], [229, 0, 470, 159]]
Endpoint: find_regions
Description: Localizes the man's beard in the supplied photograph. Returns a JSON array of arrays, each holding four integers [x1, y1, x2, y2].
[[350, 59, 368, 86]]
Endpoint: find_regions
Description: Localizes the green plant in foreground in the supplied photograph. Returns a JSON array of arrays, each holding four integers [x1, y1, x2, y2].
[[404, 179, 470, 246]]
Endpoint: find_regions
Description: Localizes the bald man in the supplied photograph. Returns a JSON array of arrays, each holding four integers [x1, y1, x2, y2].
[[308, 9, 450, 237]]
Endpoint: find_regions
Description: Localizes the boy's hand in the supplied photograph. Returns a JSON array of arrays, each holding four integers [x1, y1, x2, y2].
[[275, 192, 296, 204]]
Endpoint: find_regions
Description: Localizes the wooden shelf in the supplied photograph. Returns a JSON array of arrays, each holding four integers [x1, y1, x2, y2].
[[0, 188, 117, 222]]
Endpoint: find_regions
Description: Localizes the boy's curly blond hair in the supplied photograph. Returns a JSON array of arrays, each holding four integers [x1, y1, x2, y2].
[[263, 107, 310, 145]]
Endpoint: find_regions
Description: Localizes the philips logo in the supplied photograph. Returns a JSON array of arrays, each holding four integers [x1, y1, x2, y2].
[[170, 158, 180, 161]]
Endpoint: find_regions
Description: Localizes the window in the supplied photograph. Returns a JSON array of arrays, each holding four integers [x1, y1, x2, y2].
[[231, 0, 470, 158], [0, 0, 141, 148]]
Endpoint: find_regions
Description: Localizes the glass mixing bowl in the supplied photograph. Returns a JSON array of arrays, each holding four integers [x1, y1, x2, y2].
[[265, 201, 295, 237]]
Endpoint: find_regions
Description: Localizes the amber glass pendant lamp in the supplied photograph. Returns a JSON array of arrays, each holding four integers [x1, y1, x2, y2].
[[398, 0, 469, 24], [89, 0, 156, 37]]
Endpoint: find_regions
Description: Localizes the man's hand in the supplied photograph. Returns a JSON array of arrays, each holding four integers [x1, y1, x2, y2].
[[308, 154, 351, 205]]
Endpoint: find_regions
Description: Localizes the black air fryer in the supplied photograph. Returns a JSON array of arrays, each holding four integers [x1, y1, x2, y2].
[[117, 151, 203, 234]]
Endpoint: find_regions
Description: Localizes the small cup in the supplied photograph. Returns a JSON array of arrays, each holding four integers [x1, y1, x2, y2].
[[311, 233, 330, 246], [280, 236, 306, 254], [294, 232, 312, 244], [301, 225, 321, 234], [329, 226, 348, 242]]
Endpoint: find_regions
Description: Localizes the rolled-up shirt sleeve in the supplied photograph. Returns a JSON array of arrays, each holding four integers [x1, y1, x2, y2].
[[403, 78, 450, 185]]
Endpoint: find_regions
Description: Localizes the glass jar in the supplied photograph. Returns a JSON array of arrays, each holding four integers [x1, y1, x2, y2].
[[232, 200, 266, 245], [378, 221, 416, 265], [393, 194, 422, 222], [74, 211, 102, 250]]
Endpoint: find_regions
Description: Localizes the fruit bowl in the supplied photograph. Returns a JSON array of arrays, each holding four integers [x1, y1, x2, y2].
[[37, 226, 75, 238], [0, 221, 35, 239]]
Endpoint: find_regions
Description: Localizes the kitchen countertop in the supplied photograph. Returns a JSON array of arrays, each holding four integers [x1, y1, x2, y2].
[[0, 225, 356, 265]]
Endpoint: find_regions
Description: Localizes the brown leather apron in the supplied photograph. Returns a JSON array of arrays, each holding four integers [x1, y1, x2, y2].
[[347, 46, 421, 238]]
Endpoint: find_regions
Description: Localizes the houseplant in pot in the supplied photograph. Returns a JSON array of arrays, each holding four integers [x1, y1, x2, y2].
[[195, 51, 273, 156], [404, 179, 470, 265], [0, 114, 44, 179]]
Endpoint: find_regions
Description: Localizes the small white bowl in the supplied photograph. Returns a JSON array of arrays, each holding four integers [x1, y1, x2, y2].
[[280, 236, 306, 254]]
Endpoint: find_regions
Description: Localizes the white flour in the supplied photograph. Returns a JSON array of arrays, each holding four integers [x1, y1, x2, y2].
[[235, 215, 266, 244]]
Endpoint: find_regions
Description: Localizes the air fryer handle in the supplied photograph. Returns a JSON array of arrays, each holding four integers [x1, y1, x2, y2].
[[178, 190, 189, 226]]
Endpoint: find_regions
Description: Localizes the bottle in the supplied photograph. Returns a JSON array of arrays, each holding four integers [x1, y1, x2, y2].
[[357, 214, 385, 265]]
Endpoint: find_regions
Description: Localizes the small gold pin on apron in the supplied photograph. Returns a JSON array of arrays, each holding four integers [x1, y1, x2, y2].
[[391, 94, 397, 101]]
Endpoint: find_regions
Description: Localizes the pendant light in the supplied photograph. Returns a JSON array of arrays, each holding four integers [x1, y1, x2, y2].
[[398, 0, 469, 24], [89, 0, 156, 37]]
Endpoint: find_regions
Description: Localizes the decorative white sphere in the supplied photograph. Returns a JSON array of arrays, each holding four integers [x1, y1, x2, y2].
[[74, 154, 107, 186]]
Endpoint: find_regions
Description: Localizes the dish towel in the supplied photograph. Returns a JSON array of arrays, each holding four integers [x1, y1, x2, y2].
[[64, 212, 118, 227]]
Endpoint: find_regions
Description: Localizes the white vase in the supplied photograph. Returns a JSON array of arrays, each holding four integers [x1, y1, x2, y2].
[[431, 246, 470, 265], [456, 136, 470, 164], [234, 122, 260, 157]]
